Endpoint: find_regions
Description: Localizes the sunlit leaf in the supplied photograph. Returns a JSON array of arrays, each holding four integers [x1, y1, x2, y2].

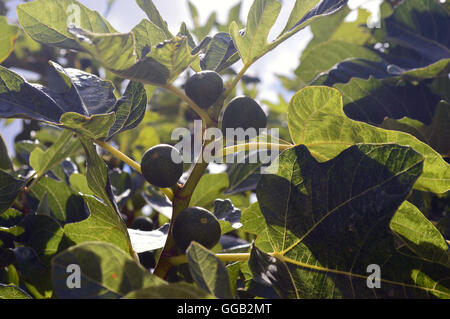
[[288, 86, 450, 193], [0, 284, 32, 299], [230, 0, 281, 65], [17, 0, 116, 51]]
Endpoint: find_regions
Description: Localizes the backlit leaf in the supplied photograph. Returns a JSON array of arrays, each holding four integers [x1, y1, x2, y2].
[[288, 86, 450, 193]]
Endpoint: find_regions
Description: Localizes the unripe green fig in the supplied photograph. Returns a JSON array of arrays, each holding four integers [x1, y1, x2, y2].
[[172, 207, 221, 252], [185, 71, 224, 109], [221, 96, 267, 137], [131, 216, 154, 231], [140, 144, 184, 188]]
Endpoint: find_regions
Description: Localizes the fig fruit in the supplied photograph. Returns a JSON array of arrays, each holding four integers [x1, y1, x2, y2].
[[185, 71, 224, 109], [140, 144, 184, 188], [221, 96, 267, 137], [172, 207, 221, 252]]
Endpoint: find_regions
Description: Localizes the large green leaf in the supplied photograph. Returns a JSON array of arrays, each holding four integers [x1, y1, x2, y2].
[[249, 143, 450, 298], [63, 139, 132, 255], [288, 86, 450, 193], [0, 16, 19, 63], [51, 242, 165, 299], [17, 0, 116, 51], [187, 242, 234, 299]]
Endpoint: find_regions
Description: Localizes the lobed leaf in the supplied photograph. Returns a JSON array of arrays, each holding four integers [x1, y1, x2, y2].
[[63, 139, 132, 255], [288, 86, 450, 193], [250, 143, 449, 298]]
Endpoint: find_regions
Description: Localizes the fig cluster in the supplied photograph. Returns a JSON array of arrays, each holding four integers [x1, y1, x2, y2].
[[139, 71, 268, 258], [184, 70, 268, 137]]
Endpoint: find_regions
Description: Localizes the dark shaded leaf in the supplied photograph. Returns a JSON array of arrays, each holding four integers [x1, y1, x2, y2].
[[0, 169, 25, 214], [335, 77, 441, 125], [383, 0, 450, 68], [107, 81, 147, 139], [213, 199, 242, 234], [0, 133, 12, 171], [187, 242, 233, 299]]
